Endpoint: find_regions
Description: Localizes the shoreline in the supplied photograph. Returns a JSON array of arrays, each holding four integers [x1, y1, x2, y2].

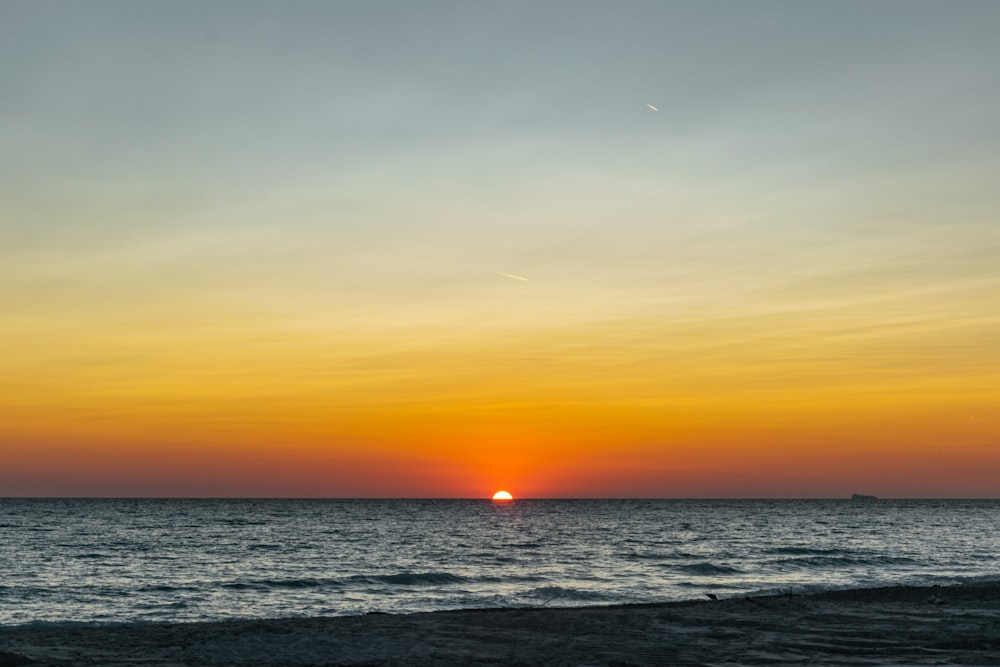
[[3, 581, 999, 665]]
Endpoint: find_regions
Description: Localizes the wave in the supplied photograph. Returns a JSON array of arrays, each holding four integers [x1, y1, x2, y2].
[[478, 574, 551, 583], [221, 577, 345, 591], [676, 581, 735, 590], [1, 620, 118, 630], [676, 562, 744, 575], [137, 584, 201, 593], [158, 571, 559, 594], [219, 572, 472, 590], [624, 550, 703, 562], [770, 555, 921, 569], [528, 586, 610, 602], [767, 546, 854, 556], [0, 586, 56, 598], [357, 572, 468, 586]]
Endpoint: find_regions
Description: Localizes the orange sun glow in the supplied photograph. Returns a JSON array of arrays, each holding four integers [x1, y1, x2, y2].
[[491, 490, 513, 502]]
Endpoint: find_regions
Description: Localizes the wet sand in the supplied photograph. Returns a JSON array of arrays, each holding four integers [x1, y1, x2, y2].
[[2, 582, 999, 666]]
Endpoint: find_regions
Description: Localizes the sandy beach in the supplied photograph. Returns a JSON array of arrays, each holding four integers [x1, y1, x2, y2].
[[2, 582, 998, 666]]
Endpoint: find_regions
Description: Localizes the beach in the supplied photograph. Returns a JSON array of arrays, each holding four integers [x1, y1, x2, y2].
[[2, 582, 998, 666]]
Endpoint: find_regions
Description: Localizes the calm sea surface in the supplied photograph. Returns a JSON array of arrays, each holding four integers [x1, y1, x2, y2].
[[1, 499, 997, 626]]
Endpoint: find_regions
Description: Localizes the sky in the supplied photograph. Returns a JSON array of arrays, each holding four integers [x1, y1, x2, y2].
[[2, 1, 999, 498]]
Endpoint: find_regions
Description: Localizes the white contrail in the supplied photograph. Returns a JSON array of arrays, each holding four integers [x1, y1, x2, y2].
[[497, 272, 529, 282], [646, 103, 659, 111]]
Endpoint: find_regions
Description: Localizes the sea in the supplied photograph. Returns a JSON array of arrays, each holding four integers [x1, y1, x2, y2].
[[1, 498, 997, 626]]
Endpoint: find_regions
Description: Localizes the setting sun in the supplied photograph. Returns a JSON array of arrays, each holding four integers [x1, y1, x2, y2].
[[492, 491, 514, 502]]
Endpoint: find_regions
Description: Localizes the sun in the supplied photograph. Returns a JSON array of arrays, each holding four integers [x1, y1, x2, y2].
[[491, 490, 513, 502]]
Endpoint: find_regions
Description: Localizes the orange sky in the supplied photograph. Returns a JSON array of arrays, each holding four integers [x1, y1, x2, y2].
[[2, 306, 997, 496]]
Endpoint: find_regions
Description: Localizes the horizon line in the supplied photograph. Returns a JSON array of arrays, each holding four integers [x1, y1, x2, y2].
[[2, 496, 998, 501]]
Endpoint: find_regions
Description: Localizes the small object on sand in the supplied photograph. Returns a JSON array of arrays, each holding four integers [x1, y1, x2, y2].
[[704, 593, 718, 600], [927, 594, 945, 605]]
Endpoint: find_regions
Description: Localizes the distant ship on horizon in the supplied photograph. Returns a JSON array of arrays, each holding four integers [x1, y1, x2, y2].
[[851, 493, 878, 501]]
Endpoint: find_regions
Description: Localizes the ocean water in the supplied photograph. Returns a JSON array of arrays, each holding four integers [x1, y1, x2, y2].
[[0, 499, 997, 626]]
